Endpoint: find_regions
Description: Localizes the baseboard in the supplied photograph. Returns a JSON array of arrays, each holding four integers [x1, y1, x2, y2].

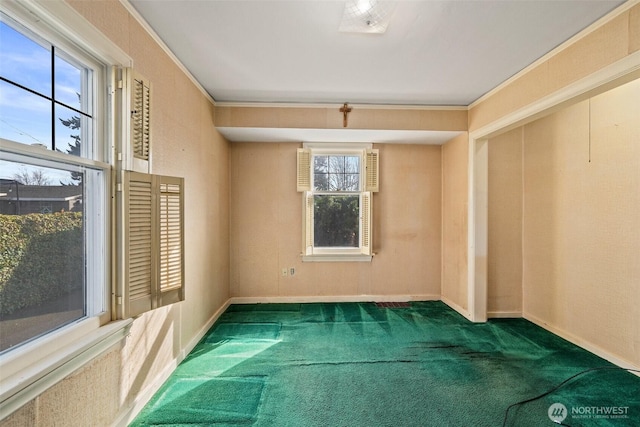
[[228, 294, 440, 305], [113, 299, 231, 427], [487, 310, 522, 318], [181, 299, 231, 360], [440, 296, 472, 320], [524, 311, 640, 375]]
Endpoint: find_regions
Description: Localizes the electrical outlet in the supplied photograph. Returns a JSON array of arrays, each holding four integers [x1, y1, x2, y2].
[[289, 267, 295, 277], [282, 268, 288, 277]]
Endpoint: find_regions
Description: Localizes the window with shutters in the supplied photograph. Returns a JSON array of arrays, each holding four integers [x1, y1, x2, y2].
[[0, 1, 143, 416], [297, 143, 378, 262]]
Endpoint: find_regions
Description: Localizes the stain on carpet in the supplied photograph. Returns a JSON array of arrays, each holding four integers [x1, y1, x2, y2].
[[375, 301, 411, 308]]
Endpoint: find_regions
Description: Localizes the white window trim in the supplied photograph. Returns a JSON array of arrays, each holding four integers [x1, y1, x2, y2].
[[301, 253, 373, 262], [300, 142, 375, 262], [0, 139, 109, 170], [0, 0, 132, 420]]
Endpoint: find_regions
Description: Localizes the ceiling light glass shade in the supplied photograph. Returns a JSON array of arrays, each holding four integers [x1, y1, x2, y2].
[[339, 0, 397, 34]]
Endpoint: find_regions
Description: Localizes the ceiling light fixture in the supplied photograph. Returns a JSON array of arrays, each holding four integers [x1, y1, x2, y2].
[[339, 0, 397, 34]]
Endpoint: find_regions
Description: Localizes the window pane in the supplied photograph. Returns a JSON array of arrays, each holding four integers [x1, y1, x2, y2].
[[0, 161, 85, 352], [343, 156, 359, 173], [313, 194, 359, 248], [314, 173, 329, 191], [0, 79, 52, 148], [315, 155, 360, 191], [56, 104, 91, 158], [54, 53, 86, 113], [0, 19, 51, 97], [314, 155, 328, 173], [341, 174, 359, 191], [313, 156, 328, 191]]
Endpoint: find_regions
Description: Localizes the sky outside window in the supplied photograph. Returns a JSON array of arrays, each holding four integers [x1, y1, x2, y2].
[[0, 20, 51, 95], [54, 53, 83, 113], [0, 17, 92, 154], [1, 16, 94, 183]]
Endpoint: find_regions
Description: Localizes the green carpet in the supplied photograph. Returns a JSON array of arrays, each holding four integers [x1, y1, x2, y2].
[[130, 302, 640, 426]]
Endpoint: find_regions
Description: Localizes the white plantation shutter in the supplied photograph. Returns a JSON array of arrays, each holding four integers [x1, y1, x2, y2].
[[302, 192, 314, 255], [297, 148, 311, 191], [158, 176, 184, 306], [121, 172, 154, 318], [131, 73, 151, 161], [360, 192, 372, 255], [118, 172, 184, 319], [118, 68, 152, 173], [365, 149, 379, 192]]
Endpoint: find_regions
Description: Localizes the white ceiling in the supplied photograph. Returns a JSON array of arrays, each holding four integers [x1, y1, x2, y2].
[[128, 0, 624, 143]]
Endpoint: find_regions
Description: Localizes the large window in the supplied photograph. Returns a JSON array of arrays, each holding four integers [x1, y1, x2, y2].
[[0, 12, 108, 353], [298, 144, 378, 261]]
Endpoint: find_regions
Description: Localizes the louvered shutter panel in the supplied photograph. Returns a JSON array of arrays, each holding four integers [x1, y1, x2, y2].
[[365, 149, 379, 192], [158, 176, 184, 306], [131, 73, 151, 161], [120, 68, 152, 173], [360, 192, 372, 256], [303, 192, 314, 255], [297, 148, 311, 191], [118, 172, 185, 319], [123, 171, 155, 317]]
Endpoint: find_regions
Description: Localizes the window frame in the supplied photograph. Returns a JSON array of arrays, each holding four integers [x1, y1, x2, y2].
[[1, 4, 110, 343], [0, 0, 132, 419], [299, 142, 377, 262]]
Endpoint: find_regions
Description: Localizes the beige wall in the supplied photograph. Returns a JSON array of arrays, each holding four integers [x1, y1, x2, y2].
[[487, 128, 523, 316], [522, 78, 640, 367], [441, 133, 469, 311], [216, 106, 467, 132], [230, 142, 442, 300], [2, 1, 231, 425]]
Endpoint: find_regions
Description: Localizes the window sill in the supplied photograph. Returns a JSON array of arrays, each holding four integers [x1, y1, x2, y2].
[[302, 254, 373, 262], [0, 318, 133, 419]]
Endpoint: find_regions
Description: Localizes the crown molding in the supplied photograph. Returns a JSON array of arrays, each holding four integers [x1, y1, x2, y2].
[[214, 101, 467, 111], [119, 0, 216, 105]]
